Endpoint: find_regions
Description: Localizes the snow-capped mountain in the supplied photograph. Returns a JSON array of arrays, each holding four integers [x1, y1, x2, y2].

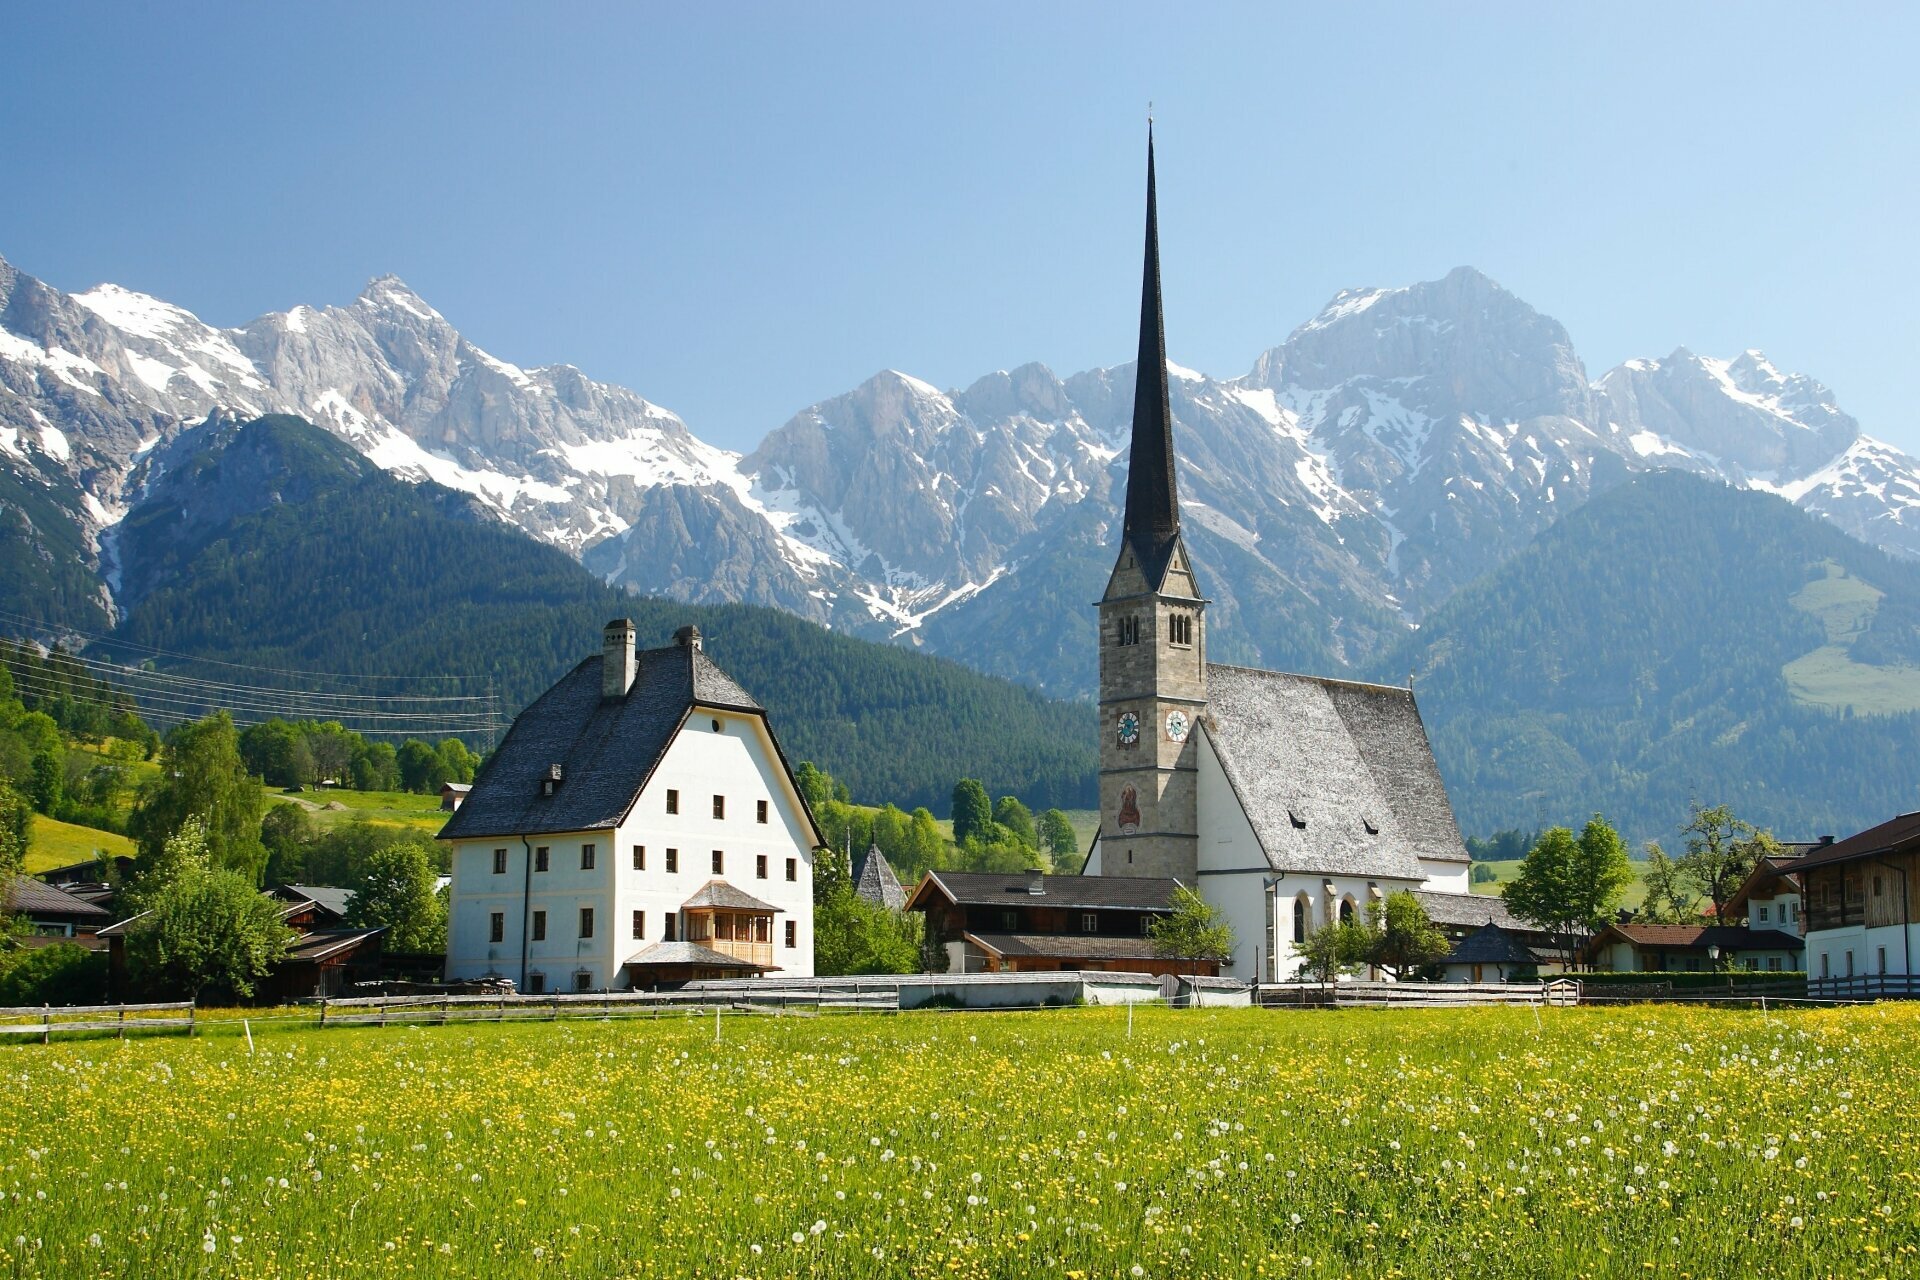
[[4, 251, 1917, 694]]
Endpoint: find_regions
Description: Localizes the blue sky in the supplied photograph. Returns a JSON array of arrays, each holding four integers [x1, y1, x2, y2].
[[5, 3, 1916, 452]]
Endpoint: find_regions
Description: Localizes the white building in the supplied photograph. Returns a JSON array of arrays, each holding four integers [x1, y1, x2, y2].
[[441, 621, 821, 990], [1084, 132, 1481, 982], [1798, 813, 1920, 994]]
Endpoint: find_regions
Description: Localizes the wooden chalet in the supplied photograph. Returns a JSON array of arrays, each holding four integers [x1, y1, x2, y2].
[[2, 875, 112, 948], [1580, 923, 1803, 974], [1794, 812, 1920, 996], [906, 869, 1218, 977]]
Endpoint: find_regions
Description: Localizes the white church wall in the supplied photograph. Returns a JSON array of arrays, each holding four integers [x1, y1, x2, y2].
[[1419, 861, 1471, 894], [1194, 730, 1273, 979]]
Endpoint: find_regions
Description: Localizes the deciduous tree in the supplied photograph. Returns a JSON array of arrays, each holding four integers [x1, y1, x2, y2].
[[347, 836, 447, 953], [1505, 816, 1634, 969], [1149, 886, 1236, 965], [1370, 890, 1451, 979], [950, 779, 992, 846], [128, 713, 266, 885], [124, 866, 293, 1001], [1677, 804, 1778, 925]]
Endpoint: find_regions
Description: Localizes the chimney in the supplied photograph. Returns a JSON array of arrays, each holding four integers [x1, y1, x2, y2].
[[674, 624, 702, 652], [1026, 867, 1046, 896], [1818, 835, 1835, 846], [602, 619, 636, 699]]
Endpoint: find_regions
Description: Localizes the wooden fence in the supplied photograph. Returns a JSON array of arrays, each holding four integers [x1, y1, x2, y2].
[[1257, 980, 1580, 1009], [1807, 974, 1920, 1001], [0, 1001, 195, 1043]]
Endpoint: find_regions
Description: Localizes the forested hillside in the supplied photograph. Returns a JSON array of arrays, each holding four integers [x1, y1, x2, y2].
[[106, 417, 1096, 813], [1387, 470, 1920, 843]]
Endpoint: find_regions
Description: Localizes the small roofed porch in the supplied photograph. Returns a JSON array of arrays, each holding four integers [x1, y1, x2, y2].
[[623, 941, 769, 989]]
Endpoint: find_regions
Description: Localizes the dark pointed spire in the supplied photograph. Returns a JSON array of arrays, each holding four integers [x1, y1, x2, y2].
[[1124, 123, 1180, 586]]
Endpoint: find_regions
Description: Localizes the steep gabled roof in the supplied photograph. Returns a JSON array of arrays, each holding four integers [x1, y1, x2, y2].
[[439, 639, 782, 842], [1201, 665, 1465, 881], [852, 844, 906, 911]]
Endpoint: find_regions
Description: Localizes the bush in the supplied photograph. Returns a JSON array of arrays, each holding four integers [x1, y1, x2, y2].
[[0, 943, 109, 1007]]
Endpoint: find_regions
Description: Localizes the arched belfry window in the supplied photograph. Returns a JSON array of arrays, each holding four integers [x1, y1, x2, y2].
[[1293, 894, 1309, 944], [1116, 615, 1142, 646], [1169, 613, 1194, 647]]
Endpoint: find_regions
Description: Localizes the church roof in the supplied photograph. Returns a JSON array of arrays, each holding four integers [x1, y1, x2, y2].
[[908, 871, 1181, 914], [852, 844, 906, 911], [439, 635, 791, 842], [1122, 126, 1183, 591], [1200, 664, 1469, 881], [1411, 889, 1528, 932]]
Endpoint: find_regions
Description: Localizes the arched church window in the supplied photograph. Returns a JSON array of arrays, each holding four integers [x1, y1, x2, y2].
[[1339, 897, 1356, 925], [1169, 613, 1193, 647], [1116, 615, 1141, 646], [1293, 895, 1309, 944]]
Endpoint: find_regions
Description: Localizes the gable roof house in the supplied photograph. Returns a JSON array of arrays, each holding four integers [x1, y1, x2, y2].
[[2, 876, 112, 949], [1791, 812, 1920, 996], [905, 870, 1215, 977], [439, 621, 824, 991], [1083, 131, 1476, 982], [1580, 923, 1804, 975]]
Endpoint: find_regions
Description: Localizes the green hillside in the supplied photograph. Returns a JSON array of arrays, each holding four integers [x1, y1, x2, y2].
[[106, 416, 1097, 814], [1386, 470, 1920, 844]]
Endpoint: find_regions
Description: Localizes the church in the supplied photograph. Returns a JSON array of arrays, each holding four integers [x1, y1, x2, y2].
[[1085, 132, 1476, 981]]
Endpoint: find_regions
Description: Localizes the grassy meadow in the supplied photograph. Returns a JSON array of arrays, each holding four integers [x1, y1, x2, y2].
[[22, 814, 134, 875], [263, 786, 448, 837], [2, 1004, 1915, 1278]]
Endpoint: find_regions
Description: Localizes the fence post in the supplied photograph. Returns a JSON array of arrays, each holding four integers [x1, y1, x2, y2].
[[187, 1004, 196, 1037], [119, 1006, 126, 1040], [42, 1004, 50, 1046], [320, 999, 328, 1028]]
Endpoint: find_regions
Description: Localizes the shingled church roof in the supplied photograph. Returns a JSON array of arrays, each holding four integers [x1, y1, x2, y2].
[[852, 844, 906, 911], [440, 636, 791, 842], [1200, 665, 1469, 882]]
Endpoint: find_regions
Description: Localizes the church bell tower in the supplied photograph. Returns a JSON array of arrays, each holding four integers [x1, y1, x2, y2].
[[1098, 126, 1206, 882]]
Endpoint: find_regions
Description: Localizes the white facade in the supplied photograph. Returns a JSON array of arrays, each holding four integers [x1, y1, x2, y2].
[[1089, 727, 1475, 981], [1806, 923, 1920, 982], [446, 709, 815, 988], [1749, 890, 1801, 933]]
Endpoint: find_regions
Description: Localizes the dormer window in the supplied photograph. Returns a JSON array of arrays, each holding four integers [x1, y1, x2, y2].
[[1169, 613, 1194, 647], [1288, 810, 1307, 830], [1116, 615, 1142, 646], [1362, 819, 1378, 836]]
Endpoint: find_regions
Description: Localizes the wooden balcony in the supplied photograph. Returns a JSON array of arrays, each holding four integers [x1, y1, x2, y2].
[[681, 906, 774, 969]]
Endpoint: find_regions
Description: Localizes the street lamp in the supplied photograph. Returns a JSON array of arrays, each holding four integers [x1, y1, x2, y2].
[[1707, 943, 1722, 973]]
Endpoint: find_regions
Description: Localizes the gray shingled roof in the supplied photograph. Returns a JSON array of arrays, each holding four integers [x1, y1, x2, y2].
[[1202, 666, 1466, 881], [1444, 923, 1544, 967], [679, 880, 781, 912], [3, 876, 111, 919], [624, 941, 766, 970], [280, 884, 354, 918], [439, 639, 771, 842], [1412, 889, 1528, 932], [853, 845, 906, 911], [966, 932, 1165, 961], [913, 871, 1181, 912]]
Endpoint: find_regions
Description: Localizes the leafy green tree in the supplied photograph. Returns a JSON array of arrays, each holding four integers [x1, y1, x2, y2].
[[1149, 886, 1236, 965], [814, 893, 923, 976], [1298, 917, 1374, 984], [813, 839, 851, 907], [124, 815, 213, 912], [350, 741, 401, 792], [28, 749, 63, 815], [347, 836, 447, 953], [124, 866, 293, 1001], [1370, 890, 1451, 979], [435, 739, 478, 786], [992, 796, 1037, 848], [396, 739, 447, 794], [1038, 809, 1078, 859], [128, 713, 266, 885], [1637, 841, 1703, 924], [1505, 817, 1635, 969], [951, 779, 992, 845], [261, 804, 320, 883], [1677, 803, 1779, 925], [1470, 862, 1499, 885], [955, 834, 1041, 874], [240, 720, 312, 789], [0, 780, 29, 886], [0, 941, 107, 1007]]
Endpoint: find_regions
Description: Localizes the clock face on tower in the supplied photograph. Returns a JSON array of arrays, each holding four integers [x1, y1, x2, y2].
[[1165, 709, 1190, 743], [1117, 712, 1141, 746]]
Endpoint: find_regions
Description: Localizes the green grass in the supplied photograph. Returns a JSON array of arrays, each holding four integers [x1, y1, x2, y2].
[[1472, 857, 1650, 910], [1782, 559, 1920, 713], [263, 785, 447, 835], [1, 1004, 1914, 1277], [24, 813, 135, 874]]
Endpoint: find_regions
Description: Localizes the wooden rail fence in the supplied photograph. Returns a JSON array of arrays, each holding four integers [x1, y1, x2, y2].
[[0, 1001, 195, 1043], [316, 984, 898, 1027], [1257, 980, 1581, 1008]]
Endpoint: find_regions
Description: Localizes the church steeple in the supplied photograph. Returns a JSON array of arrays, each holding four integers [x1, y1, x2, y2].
[[1095, 124, 1206, 885], [1124, 125, 1181, 589]]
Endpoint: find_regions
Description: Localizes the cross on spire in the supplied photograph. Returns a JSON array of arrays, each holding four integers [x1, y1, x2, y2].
[[1123, 122, 1181, 588]]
